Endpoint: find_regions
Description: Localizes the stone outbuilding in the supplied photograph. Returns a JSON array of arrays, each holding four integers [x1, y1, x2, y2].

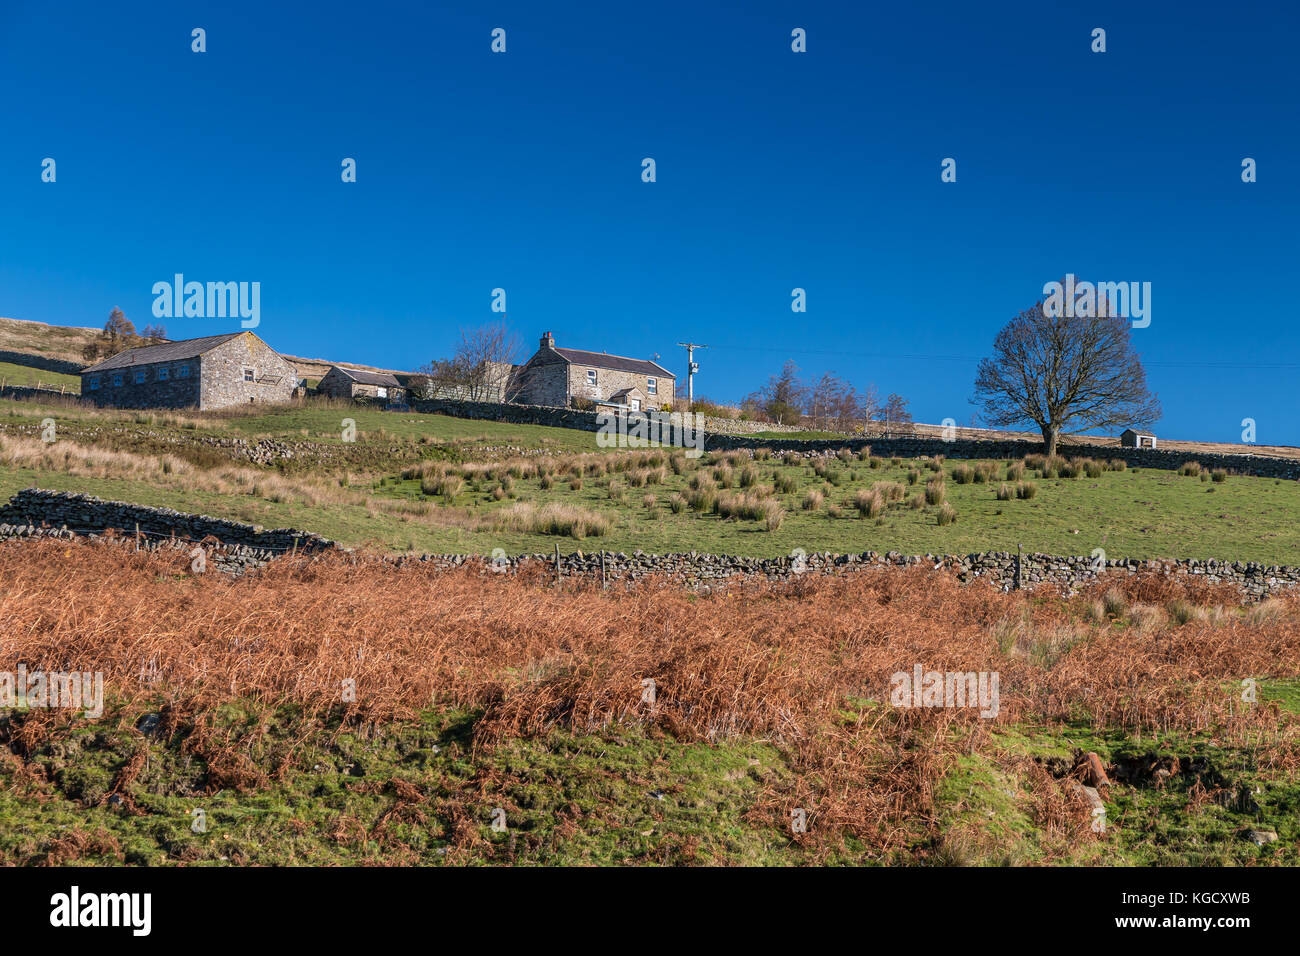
[[80, 331, 298, 411], [1120, 428, 1158, 449], [508, 332, 674, 409], [317, 366, 406, 402]]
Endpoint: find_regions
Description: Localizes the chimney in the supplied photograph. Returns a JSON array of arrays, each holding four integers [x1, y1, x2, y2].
[[541, 331, 555, 349]]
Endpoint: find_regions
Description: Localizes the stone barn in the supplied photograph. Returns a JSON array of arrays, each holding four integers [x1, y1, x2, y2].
[[508, 332, 674, 410], [317, 366, 406, 402], [1120, 428, 1158, 449], [80, 331, 298, 411]]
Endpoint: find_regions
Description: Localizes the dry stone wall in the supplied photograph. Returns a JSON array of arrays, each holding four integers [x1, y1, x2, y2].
[[5, 490, 1297, 599]]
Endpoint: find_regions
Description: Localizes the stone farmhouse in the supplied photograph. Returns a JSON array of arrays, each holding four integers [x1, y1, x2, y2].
[[508, 332, 675, 411], [317, 366, 406, 403], [80, 331, 298, 411]]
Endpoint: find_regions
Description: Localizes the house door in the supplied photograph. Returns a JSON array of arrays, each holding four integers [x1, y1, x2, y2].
[[630, 398, 641, 411]]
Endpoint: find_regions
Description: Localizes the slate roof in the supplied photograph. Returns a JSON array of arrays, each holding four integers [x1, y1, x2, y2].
[[81, 333, 245, 374], [552, 347, 672, 378], [330, 366, 403, 388]]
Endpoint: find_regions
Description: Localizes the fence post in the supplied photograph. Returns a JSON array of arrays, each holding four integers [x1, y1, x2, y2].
[[554, 543, 561, 586], [1015, 543, 1023, 591], [292, 537, 299, 558], [135, 522, 140, 552], [601, 550, 607, 590]]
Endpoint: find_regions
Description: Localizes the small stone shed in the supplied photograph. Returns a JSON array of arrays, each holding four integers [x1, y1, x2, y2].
[[1120, 428, 1158, 449]]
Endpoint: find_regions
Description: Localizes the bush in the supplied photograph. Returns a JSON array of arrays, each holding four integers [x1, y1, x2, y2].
[[996, 483, 1013, 501], [936, 502, 957, 525], [908, 493, 925, 510], [802, 488, 824, 510], [952, 464, 974, 484], [569, 477, 584, 491], [1179, 461, 1202, 477], [854, 488, 884, 518], [1211, 468, 1227, 483], [775, 473, 799, 495], [875, 481, 905, 502], [763, 501, 785, 531], [688, 488, 716, 512], [1084, 459, 1103, 478], [907, 468, 921, 485], [669, 493, 687, 514], [493, 502, 611, 539], [1016, 481, 1038, 500], [1005, 461, 1025, 481], [924, 476, 946, 505]]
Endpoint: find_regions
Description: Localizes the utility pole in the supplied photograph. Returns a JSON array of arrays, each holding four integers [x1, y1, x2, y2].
[[676, 343, 707, 407]]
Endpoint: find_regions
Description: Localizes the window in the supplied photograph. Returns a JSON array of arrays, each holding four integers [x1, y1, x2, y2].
[[157, 367, 169, 381], [630, 398, 641, 411], [243, 368, 255, 382], [112, 374, 123, 387], [586, 369, 597, 386], [377, 387, 388, 399], [88, 377, 100, 391], [647, 377, 657, 395], [177, 364, 190, 378], [134, 369, 146, 384]]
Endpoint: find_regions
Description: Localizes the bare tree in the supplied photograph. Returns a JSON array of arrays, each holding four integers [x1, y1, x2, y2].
[[416, 322, 521, 401], [972, 288, 1160, 457], [808, 372, 876, 432], [879, 393, 912, 434], [746, 360, 807, 425]]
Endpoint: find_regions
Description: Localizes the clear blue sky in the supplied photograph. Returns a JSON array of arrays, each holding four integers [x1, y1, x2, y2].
[[2, 0, 1296, 443]]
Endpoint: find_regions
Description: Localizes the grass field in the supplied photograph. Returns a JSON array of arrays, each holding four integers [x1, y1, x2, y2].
[[3, 396, 1300, 562], [0, 361, 80, 392]]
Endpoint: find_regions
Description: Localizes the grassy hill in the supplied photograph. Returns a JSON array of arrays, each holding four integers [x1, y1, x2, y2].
[[1, 394, 1299, 564]]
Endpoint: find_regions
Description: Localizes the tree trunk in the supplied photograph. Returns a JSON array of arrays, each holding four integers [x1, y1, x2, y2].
[[1041, 423, 1060, 458]]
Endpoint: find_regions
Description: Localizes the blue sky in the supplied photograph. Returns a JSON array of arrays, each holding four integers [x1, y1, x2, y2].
[[1, 0, 1296, 443]]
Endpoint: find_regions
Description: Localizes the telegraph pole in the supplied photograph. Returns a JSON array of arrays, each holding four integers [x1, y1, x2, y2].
[[676, 343, 707, 407]]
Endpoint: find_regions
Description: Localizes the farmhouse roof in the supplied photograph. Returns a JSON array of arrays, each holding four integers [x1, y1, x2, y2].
[[81, 333, 246, 373], [553, 347, 673, 378], [1123, 428, 1156, 437], [329, 366, 402, 388]]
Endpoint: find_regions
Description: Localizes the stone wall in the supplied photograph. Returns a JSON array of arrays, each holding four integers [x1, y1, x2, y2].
[[0, 489, 333, 554], [200, 334, 298, 410], [4, 490, 1297, 599], [404, 397, 1300, 479], [82, 360, 202, 409]]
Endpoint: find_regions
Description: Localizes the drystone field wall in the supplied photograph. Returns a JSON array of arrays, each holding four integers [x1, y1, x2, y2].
[[0, 489, 334, 554], [407, 398, 1300, 479], [4, 490, 1299, 598]]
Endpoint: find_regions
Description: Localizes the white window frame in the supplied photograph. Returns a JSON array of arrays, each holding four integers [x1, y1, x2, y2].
[[647, 377, 657, 396], [243, 367, 256, 383], [377, 386, 388, 399], [586, 369, 597, 387], [630, 398, 641, 411]]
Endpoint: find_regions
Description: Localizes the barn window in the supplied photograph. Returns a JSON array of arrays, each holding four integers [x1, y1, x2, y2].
[[243, 367, 255, 382], [177, 364, 190, 378], [647, 377, 657, 395], [87, 377, 100, 391], [134, 369, 147, 384], [586, 369, 597, 386], [157, 367, 169, 381], [112, 374, 123, 387]]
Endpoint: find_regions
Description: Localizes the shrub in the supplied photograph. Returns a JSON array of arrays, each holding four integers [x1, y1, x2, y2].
[[642, 493, 658, 510], [854, 488, 884, 518], [1084, 459, 1103, 479], [906, 468, 921, 485], [1179, 461, 1202, 477], [669, 492, 687, 514], [762, 501, 785, 531], [826, 503, 842, 519], [801, 489, 824, 511], [739, 465, 759, 488], [493, 502, 611, 539], [1106, 458, 1127, 472], [1211, 468, 1227, 483], [924, 476, 946, 505], [569, 477, 584, 491], [1016, 481, 1038, 500], [996, 483, 1013, 501], [952, 464, 974, 484], [687, 489, 716, 512], [1005, 461, 1025, 481], [837, 448, 854, 464], [775, 473, 799, 495], [539, 474, 554, 490], [908, 493, 925, 510], [936, 502, 957, 525], [875, 481, 905, 502], [856, 446, 873, 461], [868, 456, 884, 469]]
